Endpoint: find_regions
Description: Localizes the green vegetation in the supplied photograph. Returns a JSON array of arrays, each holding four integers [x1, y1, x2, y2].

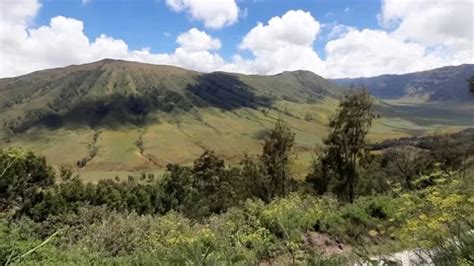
[[307, 90, 375, 203], [1, 60, 473, 180], [1, 90, 473, 264]]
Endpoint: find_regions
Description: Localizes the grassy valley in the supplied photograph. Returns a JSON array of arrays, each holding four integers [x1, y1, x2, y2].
[[1, 60, 473, 180], [1, 90, 472, 265]]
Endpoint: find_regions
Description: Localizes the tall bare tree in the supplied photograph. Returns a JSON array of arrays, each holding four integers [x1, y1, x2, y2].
[[386, 146, 428, 189]]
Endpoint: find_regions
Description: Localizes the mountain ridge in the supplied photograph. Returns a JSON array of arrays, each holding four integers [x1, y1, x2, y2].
[[332, 64, 474, 102], [0, 59, 341, 137]]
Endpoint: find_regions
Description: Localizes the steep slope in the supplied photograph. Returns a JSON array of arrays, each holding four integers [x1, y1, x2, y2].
[[0, 59, 341, 137], [333, 64, 474, 102]]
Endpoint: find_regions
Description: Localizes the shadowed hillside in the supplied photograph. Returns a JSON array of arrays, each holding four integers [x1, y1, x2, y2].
[[0, 59, 341, 136]]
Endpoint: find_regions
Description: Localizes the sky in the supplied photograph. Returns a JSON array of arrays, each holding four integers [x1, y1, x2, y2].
[[0, 0, 473, 79]]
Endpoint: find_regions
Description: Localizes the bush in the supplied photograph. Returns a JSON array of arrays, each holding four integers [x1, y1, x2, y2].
[[0, 147, 55, 211]]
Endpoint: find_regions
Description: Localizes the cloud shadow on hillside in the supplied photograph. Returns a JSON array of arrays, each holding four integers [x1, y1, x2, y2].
[[9, 73, 273, 134], [185, 72, 272, 110]]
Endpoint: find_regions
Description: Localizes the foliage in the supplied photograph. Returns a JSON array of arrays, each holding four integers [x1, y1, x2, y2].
[[260, 118, 295, 199], [307, 89, 375, 202], [0, 147, 55, 211], [1, 169, 473, 264], [1, 113, 473, 264], [396, 172, 474, 264], [384, 146, 433, 190]]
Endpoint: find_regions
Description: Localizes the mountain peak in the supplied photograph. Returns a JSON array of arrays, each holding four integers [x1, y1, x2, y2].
[[0, 59, 341, 135]]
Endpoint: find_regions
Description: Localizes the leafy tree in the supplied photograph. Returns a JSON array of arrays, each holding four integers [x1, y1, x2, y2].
[[307, 90, 375, 202], [190, 150, 235, 217], [0, 147, 55, 211], [357, 154, 391, 195], [160, 163, 193, 213], [260, 119, 295, 199], [237, 154, 270, 202], [306, 150, 333, 196], [430, 133, 468, 172]]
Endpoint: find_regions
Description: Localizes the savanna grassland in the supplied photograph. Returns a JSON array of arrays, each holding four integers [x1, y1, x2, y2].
[[1, 60, 473, 265], [2, 98, 473, 181], [1, 60, 472, 181], [1, 91, 473, 265]]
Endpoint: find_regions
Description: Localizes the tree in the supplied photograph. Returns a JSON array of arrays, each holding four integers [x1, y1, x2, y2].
[[160, 163, 193, 213], [190, 150, 235, 216], [430, 134, 465, 171], [385, 146, 430, 190], [237, 154, 270, 202], [307, 90, 375, 203], [260, 118, 295, 199], [0, 147, 55, 211]]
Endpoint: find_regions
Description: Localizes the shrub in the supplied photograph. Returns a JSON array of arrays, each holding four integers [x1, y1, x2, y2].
[[0, 147, 55, 211]]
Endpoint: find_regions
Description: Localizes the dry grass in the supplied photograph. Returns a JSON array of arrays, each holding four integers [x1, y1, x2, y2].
[[2, 100, 472, 180]]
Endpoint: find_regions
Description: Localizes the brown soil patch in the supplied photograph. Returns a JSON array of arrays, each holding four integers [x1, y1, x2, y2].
[[303, 231, 351, 256]]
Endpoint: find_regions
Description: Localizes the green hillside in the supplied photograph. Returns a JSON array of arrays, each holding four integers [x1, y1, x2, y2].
[[1, 60, 472, 180]]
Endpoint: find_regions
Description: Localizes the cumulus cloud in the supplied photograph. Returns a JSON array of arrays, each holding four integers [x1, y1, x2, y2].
[[176, 28, 221, 52], [1, 0, 472, 78], [324, 29, 447, 77], [241, 10, 320, 52], [380, 0, 473, 55], [231, 3, 472, 77], [317, 0, 473, 77], [233, 10, 325, 74], [0, 1, 225, 77], [0, 0, 41, 26], [165, 0, 239, 29]]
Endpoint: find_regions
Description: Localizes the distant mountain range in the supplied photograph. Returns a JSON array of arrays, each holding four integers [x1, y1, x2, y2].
[[333, 64, 474, 102]]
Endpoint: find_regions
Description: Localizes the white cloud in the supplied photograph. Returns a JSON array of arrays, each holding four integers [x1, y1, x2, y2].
[[176, 28, 221, 52], [165, 0, 239, 29], [1, 0, 472, 79], [81, 0, 91, 5], [318, 0, 473, 77], [241, 10, 319, 52], [234, 10, 325, 74], [0, 0, 41, 26], [380, 0, 473, 52], [324, 29, 447, 77], [0, 15, 129, 77], [232, 4, 472, 77], [0, 1, 225, 77]]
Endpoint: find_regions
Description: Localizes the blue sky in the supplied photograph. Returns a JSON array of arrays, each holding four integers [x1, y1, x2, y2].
[[35, 0, 380, 60], [1, 0, 472, 78]]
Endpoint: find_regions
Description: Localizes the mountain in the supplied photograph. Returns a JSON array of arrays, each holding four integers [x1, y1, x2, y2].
[[332, 64, 474, 102], [1, 60, 472, 179], [0, 59, 341, 136]]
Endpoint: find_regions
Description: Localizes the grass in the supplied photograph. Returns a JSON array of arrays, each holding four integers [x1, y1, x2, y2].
[[2, 99, 472, 181]]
